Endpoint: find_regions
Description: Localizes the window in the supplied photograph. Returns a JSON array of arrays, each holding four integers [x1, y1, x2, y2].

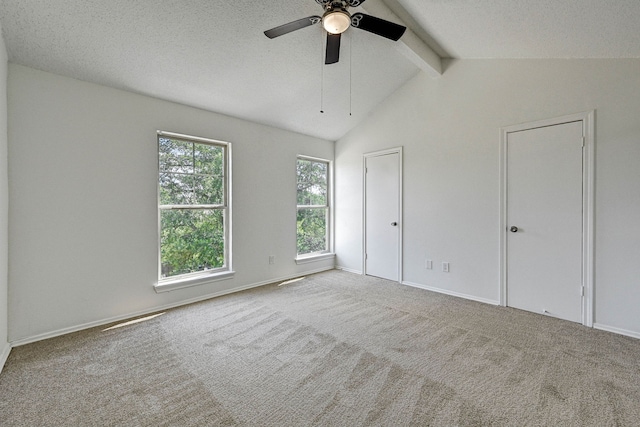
[[296, 156, 331, 257], [157, 131, 231, 284]]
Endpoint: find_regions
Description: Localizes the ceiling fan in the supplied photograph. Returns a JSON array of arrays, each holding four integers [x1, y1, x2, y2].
[[264, 0, 406, 65]]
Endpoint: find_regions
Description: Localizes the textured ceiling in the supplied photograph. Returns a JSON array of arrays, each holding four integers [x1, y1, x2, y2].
[[1, 1, 640, 141], [396, 0, 640, 59], [0, 0, 418, 141]]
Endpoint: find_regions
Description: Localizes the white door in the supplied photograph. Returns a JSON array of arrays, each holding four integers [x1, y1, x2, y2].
[[365, 151, 401, 281], [506, 121, 584, 322]]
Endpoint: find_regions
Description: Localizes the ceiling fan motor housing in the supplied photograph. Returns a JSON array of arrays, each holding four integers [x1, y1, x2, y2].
[[316, 0, 361, 12]]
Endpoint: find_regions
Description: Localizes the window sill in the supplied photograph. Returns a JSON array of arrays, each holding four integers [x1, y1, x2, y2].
[[154, 270, 235, 293], [295, 253, 335, 265]]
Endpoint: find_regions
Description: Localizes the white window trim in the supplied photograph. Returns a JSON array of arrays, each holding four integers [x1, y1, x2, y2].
[[155, 130, 233, 291], [295, 252, 335, 265], [154, 270, 236, 293], [295, 155, 334, 261]]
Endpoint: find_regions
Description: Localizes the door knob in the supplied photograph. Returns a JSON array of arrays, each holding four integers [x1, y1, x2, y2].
[[510, 226, 518, 232], [391, 222, 398, 226]]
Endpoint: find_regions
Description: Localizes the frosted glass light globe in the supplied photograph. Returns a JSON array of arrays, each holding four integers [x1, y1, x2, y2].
[[323, 10, 351, 34]]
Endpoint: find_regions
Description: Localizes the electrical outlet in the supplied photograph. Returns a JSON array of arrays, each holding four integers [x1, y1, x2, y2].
[[442, 262, 450, 273], [425, 259, 433, 270], [269, 255, 275, 265]]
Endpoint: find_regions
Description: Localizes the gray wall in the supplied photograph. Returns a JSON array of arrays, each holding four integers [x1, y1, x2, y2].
[[8, 65, 334, 342], [7, 57, 640, 347], [0, 23, 9, 369], [335, 59, 640, 338]]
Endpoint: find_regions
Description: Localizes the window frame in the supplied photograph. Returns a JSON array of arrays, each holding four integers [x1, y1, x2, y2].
[[155, 130, 233, 292], [295, 155, 334, 263]]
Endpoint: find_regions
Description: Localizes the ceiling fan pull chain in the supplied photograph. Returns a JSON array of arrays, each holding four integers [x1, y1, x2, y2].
[[320, 30, 325, 114], [349, 32, 352, 116]]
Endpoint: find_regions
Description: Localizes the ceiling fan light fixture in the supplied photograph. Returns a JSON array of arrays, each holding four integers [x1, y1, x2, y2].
[[323, 10, 351, 34]]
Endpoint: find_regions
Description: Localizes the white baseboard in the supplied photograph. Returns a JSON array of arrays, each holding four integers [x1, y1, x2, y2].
[[0, 342, 11, 374], [335, 266, 363, 275], [10, 266, 336, 347], [593, 323, 640, 340], [402, 280, 500, 306]]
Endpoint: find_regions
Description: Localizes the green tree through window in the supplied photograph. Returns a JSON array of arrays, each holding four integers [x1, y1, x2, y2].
[[297, 157, 330, 255], [158, 133, 229, 279]]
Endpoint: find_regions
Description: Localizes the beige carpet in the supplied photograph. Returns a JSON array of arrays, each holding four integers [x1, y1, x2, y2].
[[1, 270, 639, 426]]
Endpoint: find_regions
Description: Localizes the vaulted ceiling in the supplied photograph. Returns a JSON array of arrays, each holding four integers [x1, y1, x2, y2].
[[1, 0, 639, 141]]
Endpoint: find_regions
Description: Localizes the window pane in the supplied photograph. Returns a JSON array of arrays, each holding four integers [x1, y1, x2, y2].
[[159, 138, 225, 206], [159, 138, 193, 174], [193, 174, 224, 205], [159, 172, 194, 205], [194, 143, 224, 175], [297, 208, 327, 255], [297, 159, 327, 205], [160, 209, 225, 278]]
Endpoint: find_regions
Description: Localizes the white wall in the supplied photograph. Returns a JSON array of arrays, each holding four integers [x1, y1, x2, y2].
[[0, 24, 9, 369], [8, 65, 334, 343], [335, 59, 640, 337]]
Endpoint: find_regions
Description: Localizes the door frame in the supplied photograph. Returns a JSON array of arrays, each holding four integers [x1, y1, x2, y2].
[[499, 111, 595, 326], [363, 147, 403, 282]]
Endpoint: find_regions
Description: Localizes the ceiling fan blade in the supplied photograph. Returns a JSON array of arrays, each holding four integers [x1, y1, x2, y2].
[[325, 33, 341, 64], [264, 16, 321, 39], [350, 13, 406, 41], [347, 0, 367, 6]]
